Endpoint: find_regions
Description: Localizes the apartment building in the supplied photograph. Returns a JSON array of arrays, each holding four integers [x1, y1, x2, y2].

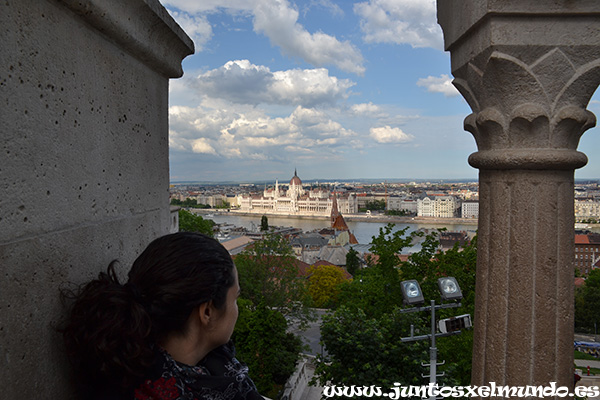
[[417, 196, 460, 218], [574, 233, 600, 275]]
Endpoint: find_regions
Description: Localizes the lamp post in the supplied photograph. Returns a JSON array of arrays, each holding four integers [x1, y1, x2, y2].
[[399, 277, 471, 399]]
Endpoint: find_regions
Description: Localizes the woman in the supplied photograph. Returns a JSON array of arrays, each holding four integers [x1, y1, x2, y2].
[[61, 232, 262, 400]]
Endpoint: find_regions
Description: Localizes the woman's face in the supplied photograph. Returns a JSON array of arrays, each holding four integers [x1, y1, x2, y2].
[[211, 266, 240, 346]]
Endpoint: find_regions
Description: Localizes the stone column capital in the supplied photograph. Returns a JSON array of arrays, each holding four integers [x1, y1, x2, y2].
[[438, 2, 600, 171]]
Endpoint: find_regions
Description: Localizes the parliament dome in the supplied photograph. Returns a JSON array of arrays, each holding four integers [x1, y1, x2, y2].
[[290, 169, 302, 186]]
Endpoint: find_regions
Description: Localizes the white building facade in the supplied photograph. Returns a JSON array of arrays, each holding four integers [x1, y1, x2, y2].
[[418, 196, 460, 218], [462, 200, 479, 219], [238, 171, 358, 216], [575, 199, 600, 220], [387, 196, 418, 214], [417, 197, 435, 217]]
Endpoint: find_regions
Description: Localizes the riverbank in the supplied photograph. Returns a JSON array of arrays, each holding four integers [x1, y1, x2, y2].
[[191, 208, 479, 226]]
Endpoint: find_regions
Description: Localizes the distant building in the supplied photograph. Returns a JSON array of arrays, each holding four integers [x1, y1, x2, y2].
[[291, 195, 358, 264], [328, 194, 359, 246], [418, 197, 435, 217], [205, 194, 228, 207], [417, 195, 460, 218], [574, 233, 600, 275], [387, 196, 418, 214], [575, 199, 600, 221], [462, 200, 479, 219], [315, 246, 348, 267], [439, 231, 470, 250], [291, 232, 329, 262], [220, 236, 255, 255], [435, 196, 460, 218], [238, 170, 358, 216]]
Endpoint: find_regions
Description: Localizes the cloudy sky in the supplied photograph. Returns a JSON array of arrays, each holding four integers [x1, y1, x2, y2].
[[163, 0, 600, 182]]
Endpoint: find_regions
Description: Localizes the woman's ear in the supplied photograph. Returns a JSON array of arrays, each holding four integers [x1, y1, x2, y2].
[[198, 301, 213, 327]]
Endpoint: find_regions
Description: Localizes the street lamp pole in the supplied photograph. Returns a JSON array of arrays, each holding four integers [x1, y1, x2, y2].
[[399, 277, 471, 398], [429, 300, 437, 386], [400, 301, 460, 396]]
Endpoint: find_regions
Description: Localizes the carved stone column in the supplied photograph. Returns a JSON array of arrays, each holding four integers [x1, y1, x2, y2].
[[437, 1, 600, 388]]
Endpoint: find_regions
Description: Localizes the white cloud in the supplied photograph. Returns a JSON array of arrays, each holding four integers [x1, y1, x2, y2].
[[354, 0, 443, 49], [166, 10, 213, 51], [163, 0, 254, 14], [370, 126, 413, 144], [168, 130, 187, 151], [192, 138, 218, 155], [302, 0, 344, 18], [253, 0, 365, 74], [416, 74, 459, 97], [169, 104, 359, 161], [164, 0, 365, 74], [351, 102, 382, 115], [193, 60, 355, 107]]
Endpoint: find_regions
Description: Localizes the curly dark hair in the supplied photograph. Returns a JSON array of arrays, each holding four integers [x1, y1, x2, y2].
[[61, 232, 235, 395]]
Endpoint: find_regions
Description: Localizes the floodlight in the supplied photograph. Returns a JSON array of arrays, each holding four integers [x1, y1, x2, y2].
[[401, 279, 424, 305], [438, 314, 472, 333], [437, 277, 463, 301]]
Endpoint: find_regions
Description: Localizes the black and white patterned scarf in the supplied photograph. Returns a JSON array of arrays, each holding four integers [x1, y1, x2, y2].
[[133, 342, 263, 400]]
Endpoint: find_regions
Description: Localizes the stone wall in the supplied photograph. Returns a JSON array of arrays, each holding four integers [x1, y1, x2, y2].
[[0, 0, 193, 397]]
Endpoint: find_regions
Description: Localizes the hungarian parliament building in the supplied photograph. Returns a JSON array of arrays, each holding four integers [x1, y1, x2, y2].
[[238, 170, 358, 216]]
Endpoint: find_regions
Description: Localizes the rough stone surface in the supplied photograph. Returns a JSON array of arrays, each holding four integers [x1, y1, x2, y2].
[[438, 0, 600, 389], [0, 0, 193, 397]]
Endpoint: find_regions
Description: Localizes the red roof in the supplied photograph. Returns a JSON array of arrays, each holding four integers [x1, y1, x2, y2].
[[294, 259, 312, 276], [575, 277, 586, 288], [575, 233, 600, 245], [575, 234, 590, 244], [331, 214, 349, 231], [364, 253, 409, 265]]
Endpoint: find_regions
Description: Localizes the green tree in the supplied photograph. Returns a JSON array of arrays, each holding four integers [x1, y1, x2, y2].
[[307, 264, 350, 308], [365, 199, 386, 211], [336, 224, 413, 318], [234, 234, 311, 320], [315, 226, 477, 388], [177, 209, 214, 236], [345, 247, 360, 276], [400, 231, 477, 385], [315, 225, 422, 389], [575, 269, 600, 333], [233, 300, 303, 398], [233, 235, 310, 398], [215, 200, 230, 209], [385, 209, 409, 216], [260, 215, 269, 231], [316, 306, 427, 390], [170, 197, 211, 208]]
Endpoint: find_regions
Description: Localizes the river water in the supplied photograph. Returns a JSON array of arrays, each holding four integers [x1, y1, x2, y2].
[[204, 213, 477, 251]]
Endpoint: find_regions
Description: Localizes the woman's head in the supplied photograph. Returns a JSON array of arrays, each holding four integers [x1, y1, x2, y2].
[[128, 232, 236, 340], [61, 232, 237, 391]]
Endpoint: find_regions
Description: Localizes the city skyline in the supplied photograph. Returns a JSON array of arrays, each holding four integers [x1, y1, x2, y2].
[[163, 0, 600, 182]]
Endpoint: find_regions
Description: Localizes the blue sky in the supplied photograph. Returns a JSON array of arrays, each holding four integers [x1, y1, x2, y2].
[[163, 0, 600, 182]]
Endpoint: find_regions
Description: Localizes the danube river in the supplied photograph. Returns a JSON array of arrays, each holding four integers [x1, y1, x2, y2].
[[202, 212, 478, 249]]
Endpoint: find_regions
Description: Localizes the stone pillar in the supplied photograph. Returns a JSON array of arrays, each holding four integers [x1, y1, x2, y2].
[[437, 1, 600, 388], [1, 0, 193, 397]]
